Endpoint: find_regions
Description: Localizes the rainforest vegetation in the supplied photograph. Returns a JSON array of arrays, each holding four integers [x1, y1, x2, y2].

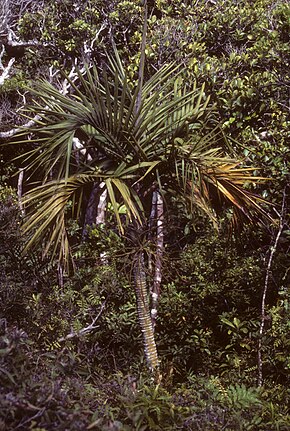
[[0, 0, 290, 429]]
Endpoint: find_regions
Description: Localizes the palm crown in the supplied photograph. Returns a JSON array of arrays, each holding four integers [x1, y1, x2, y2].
[[18, 52, 269, 266]]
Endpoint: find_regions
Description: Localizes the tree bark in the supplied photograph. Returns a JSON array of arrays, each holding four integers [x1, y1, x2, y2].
[[96, 183, 107, 225], [148, 189, 157, 273], [133, 251, 159, 371], [17, 167, 24, 215], [82, 182, 107, 238], [151, 190, 164, 330], [82, 183, 99, 239]]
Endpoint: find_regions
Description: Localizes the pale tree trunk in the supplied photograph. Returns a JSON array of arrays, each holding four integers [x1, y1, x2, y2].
[[257, 187, 286, 386], [133, 251, 159, 371], [148, 190, 157, 273], [17, 167, 25, 215], [151, 190, 164, 330], [83, 182, 108, 264], [96, 183, 107, 225]]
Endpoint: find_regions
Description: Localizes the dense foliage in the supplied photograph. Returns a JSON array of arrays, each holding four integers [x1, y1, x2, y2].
[[1, 0, 289, 429]]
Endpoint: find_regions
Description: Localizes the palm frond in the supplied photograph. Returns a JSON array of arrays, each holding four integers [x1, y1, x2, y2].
[[21, 174, 100, 265], [105, 178, 143, 233]]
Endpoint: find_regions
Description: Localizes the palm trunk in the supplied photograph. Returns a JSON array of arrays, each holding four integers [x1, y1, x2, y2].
[[133, 251, 159, 371]]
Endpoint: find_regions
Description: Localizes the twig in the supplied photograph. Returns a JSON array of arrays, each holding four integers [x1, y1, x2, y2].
[[14, 408, 46, 429], [6, 27, 49, 48], [58, 300, 107, 342], [257, 187, 287, 386], [57, 262, 64, 288], [89, 22, 107, 50]]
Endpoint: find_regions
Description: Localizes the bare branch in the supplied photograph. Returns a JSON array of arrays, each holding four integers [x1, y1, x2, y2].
[[0, 115, 41, 140], [0, 0, 9, 34], [90, 22, 107, 50], [0, 44, 5, 69], [0, 61, 85, 140], [0, 57, 15, 85], [58, 300, 107, 343]]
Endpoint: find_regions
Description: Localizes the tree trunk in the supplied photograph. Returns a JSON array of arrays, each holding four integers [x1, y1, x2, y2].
[[96, 183, 107, 225], [82, 182, 107, 238], [257, 187, 286, 386], [151, 190, 164, 330], [17, 167, 25, 216], [133, 251, 159, 371]]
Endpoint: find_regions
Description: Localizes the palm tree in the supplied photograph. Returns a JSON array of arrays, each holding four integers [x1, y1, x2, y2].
[[15, 50, 270, 371]]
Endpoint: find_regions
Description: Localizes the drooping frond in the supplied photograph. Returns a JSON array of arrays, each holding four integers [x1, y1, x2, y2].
[[21, 168, 146, 265], [176, 153, 272, 228], [22, 174, 100, 267], [204, 166, 272, 226]]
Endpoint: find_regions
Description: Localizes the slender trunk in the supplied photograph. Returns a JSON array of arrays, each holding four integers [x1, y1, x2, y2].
[[17, 168, 25, 216], [133, 251, 159, 371], [257, 187, 286, 386], [57, 261, 64, 288], [96, 183, 107, 225], [148, 190, 157, 273], [96, 183, 108, 263], [82, 182, 107, 238], [151, 191, 164, 330], [17, 167, 24, 215]]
